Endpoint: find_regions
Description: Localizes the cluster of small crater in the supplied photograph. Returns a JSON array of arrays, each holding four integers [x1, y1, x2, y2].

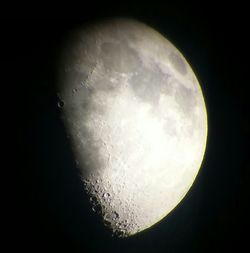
[[82, 178, 139, 237]]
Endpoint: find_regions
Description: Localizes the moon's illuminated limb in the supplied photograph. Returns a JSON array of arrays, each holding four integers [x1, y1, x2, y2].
[[57, 18, 207, 237]]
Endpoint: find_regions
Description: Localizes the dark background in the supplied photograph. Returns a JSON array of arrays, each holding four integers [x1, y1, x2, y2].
[[5, 1, 249, 252]]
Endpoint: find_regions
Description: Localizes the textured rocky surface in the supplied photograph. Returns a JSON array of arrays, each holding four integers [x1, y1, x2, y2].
[[57, 18, 207, 237]]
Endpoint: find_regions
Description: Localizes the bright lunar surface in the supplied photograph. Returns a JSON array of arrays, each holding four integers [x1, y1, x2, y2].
[[57, 18, 207, 237]]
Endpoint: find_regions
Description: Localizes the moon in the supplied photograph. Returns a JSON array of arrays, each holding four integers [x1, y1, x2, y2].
[[57, 18, 207, 237]]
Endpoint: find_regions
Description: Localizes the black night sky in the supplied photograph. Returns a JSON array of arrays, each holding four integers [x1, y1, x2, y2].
[[6, 2, 249, 252]]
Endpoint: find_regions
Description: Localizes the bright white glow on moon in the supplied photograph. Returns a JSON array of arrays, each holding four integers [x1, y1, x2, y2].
[[57, 18, 207, 237]]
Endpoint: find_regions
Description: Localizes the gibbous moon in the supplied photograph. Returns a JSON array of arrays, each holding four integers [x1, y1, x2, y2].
[[57, 18, 207, 237]]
